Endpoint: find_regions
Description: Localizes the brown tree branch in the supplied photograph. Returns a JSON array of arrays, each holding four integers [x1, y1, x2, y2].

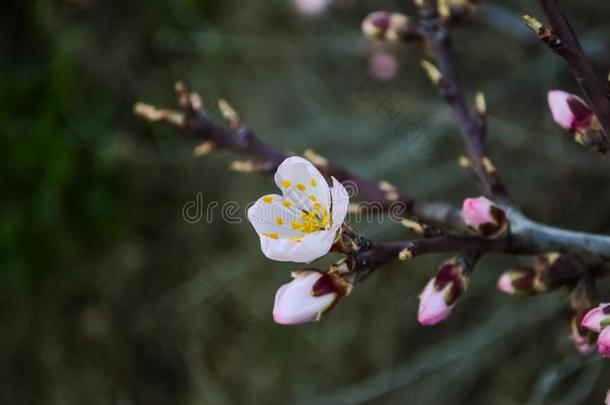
[[134, 83, 610, 264], [416, 1, 514, 206]]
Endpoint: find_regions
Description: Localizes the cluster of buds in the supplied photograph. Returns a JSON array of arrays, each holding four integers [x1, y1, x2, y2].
[[547, 90, 608, 154], [462, 196, 507, 238], [496, 252, 580, 295], [581, 304, 610, 358], [272, 269, 352, 325], [361, 11, 420, 42], [418, 257, 470, 325]]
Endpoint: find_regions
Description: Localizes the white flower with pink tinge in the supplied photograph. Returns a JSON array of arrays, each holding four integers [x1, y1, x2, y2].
[[247, 156, 349, 263], [272, 270, 338, 325], [547, 90, 593, 132]]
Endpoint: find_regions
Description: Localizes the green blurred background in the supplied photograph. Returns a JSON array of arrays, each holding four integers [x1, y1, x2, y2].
[[2, 0, 610, 403]]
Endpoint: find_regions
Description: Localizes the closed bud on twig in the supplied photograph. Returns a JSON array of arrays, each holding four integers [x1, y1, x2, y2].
[[421, 60, 443, 86], [361, 11, 419, 42], [462, 196, 507, 238], [400, 218, 444, 238], [418, 258, 469, 326], [548, 90, 607, 153], [523, 15, 561, 47], [218, 99, 240, 128], [272, 269, 350, 325], [475, 91, 486, 115], [458, 155, 470, 168], [496, 267, 539, 295], [229, 160, 265, 173], [548, 90, 594, 132], [193, 141, 215, 157]]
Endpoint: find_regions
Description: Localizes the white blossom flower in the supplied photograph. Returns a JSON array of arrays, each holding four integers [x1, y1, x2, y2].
[[247, 156, 349, 263]]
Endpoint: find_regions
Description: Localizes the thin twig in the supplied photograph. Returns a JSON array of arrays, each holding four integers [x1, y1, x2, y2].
[[536, 0, 610, 141]]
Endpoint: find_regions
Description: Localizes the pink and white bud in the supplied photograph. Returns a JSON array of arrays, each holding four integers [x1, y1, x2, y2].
[[547, 90, 593, 132], [462, 196, 507, 238], [496, 267, 538, 295], [598, 326, 610, 358], [418, 262, 467, 326], [581, 304, 610, 333], [605, 389, 610, 405], [361, 11, 417, 42], [272, 270, 338, 325]]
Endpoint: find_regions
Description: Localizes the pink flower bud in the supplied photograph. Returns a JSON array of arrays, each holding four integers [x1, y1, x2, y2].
[[598, 326, 610, 358], [581, 304, 610, 333], [462, 196, 507, 238], [418, 262, 467, 326], [496, 267, 537, 295], [605, 389, 610, 405], [272, 270, 338, 325], [361, 11, 417, 42], [547, 90, 593, 132]]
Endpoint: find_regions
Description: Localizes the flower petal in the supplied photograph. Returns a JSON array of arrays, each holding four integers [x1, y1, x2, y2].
[[274, 156, 330, 212], [259, 228, 336, 263], [247, 194, 302, 238], [330, 177, 349, 230]]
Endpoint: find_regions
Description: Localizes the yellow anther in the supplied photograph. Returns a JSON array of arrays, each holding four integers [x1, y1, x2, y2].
[[281, 180, 291, 188], [282, 200, 292, 208], [262, 233, 279, 239], [308, 195, 317, 201], [291, 220, 301, 230], [310, 178, 317, 187], [275, 217, 284, 226], [262, 196, 273, 203], [296, 183, 306, 191]]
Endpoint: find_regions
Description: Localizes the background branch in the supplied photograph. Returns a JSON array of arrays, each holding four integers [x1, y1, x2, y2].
[[536, 0, 610, 142]]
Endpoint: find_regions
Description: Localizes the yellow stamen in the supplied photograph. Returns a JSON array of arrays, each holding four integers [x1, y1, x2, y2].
[[282, 200, 292, 208], [281, 180, 291, 188], [308, 195, 316, 201], [310, 178, 317, 187], [274, 217, 284, 226], [262, 232, 279, 239], [296, 183, 306, 191], [262, 195, 273, 203]]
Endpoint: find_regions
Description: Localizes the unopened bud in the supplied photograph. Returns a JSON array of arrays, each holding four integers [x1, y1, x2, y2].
[[272, 269, 344, 325], [418, 259, 468, 326], [421, 60, 442, 86], [548, 90, 594, 132], [362, 11, 418, 42], [496, 267, 538, 295], [462, 196, 507, 238]]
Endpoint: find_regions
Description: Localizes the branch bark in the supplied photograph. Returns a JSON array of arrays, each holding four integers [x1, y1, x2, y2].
[[537, 0, 610, 142]]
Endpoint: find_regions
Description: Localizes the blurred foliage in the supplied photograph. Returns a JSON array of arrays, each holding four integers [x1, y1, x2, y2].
[[1, 0, 610, 404]]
